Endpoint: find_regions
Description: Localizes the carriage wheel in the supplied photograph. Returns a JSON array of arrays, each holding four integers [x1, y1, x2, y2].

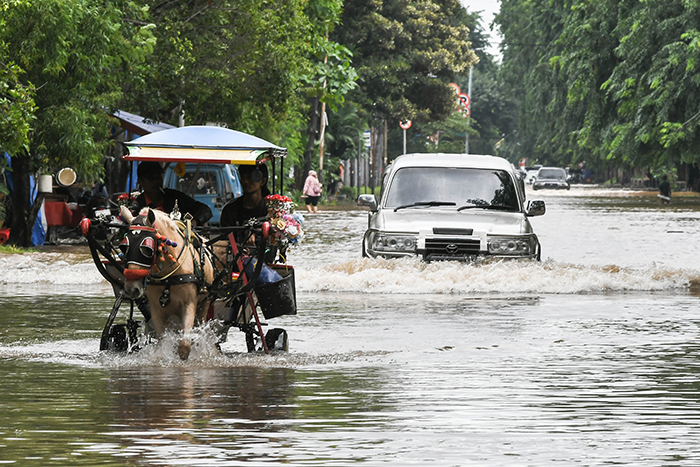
[[265, 328, 289, 352], [245, 331, 258, 353], [107, 324, 129, 351]]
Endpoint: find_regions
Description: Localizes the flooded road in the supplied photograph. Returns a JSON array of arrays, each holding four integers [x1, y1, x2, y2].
[[2, 187, 700, 465]]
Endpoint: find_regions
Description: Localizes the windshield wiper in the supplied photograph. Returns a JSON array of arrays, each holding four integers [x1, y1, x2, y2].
[[394, 201, 456, 212], [457, 203, 516, 212]]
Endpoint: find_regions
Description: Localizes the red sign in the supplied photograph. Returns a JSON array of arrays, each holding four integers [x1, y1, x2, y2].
[[399, 120, 412, 130]]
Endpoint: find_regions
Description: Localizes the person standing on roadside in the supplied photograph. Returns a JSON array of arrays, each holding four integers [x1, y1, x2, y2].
[[658, 174, 671, 204], [302, 170, 322, 213]]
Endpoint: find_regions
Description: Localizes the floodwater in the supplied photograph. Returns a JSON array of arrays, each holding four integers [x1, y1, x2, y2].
[[2, 187, 700, 465]]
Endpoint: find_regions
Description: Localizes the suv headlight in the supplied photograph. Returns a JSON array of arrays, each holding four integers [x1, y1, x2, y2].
[[370, 233, 418, 253], [488, 236, 536, 256]]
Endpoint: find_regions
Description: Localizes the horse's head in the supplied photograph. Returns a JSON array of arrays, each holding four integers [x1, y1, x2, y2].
[[119, 206, 159, 299]]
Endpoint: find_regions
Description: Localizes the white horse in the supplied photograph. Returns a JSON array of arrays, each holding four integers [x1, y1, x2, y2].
[[120, 206, 214, 359]]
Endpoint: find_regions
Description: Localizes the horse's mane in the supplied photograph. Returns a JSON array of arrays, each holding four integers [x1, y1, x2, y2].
[[138, 208, 183, 240]]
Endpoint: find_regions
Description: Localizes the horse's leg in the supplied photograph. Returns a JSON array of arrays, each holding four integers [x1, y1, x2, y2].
[[146, 286, 168, 336], [195, 256, 216, 325], [174, 284, 198, 360], [195, 296, 211, 326]]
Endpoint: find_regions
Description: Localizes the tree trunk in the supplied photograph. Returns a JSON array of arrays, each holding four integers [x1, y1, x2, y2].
[[369, 124, 385, 189], [8, 155, 34, 247], [299, 95, 320, 190]]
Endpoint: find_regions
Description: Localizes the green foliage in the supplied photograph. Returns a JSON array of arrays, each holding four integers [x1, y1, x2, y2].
[[0, 0, 156, 245], [2, 0, 155, 179], [301, 40, 359, 111], [0, 4, 36, 157], [325, 103, 363, 160], [0, 158, 9, 225], [334, 0, 478, 125], [302, 0, 359, 111], [0, 244, 36, 254], [497, 0, 700, 174], [123, 0, 314, 135], [380, 8, 511, 161], [0, 55, 35, 157]]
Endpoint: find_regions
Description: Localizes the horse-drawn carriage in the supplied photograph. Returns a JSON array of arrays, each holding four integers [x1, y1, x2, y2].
[[80, 126, 300, 359]]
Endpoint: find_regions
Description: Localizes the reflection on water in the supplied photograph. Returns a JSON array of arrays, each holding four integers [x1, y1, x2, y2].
[[1, 188, 700, 465]]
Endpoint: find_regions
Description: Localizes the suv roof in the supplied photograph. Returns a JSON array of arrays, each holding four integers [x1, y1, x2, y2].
[[389, 153, 515, 172]]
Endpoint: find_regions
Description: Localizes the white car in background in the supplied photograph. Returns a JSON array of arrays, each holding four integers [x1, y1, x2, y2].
[[532, 167, 570, 190], [357, 153, 546, 261]]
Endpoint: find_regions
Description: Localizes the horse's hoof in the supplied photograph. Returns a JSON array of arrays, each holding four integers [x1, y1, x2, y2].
[[178, 340, 191, 360]]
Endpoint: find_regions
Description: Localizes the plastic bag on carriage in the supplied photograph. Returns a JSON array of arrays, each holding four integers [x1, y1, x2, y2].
[[242, 257, 283, 285]]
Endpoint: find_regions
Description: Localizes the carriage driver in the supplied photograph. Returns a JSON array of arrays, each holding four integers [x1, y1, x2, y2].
[[133, 161, 213, 226]]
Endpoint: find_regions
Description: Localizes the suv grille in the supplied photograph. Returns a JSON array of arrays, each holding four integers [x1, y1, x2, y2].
[[423, 237, 481, 261]]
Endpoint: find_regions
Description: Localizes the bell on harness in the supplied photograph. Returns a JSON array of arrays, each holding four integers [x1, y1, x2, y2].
[[170, 200, 181, 221], [159, 286, 171, 307]]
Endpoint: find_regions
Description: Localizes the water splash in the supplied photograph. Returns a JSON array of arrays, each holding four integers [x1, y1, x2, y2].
[[0, 251, 105, 285], [1, 249, 697, 294], [298, 257, 698, 294]]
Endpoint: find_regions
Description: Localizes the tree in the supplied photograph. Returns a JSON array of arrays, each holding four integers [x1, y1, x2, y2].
[[118, 0, 357, 192], [297, 0, 358, 188], [334, 0, 478, 124], [376, 8, 512, 161], [595, 0, 700, 168], [0, 37, 36, 228], [497, 0, 700, 181], [0, 47, 35, 158], [1, 0, 155, 246], [122, 0, 313, 137], [323, 102, 363, 190], [496, 0, 570, 165]]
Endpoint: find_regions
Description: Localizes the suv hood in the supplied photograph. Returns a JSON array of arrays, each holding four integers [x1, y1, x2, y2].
[[370, 208, 533, 235]]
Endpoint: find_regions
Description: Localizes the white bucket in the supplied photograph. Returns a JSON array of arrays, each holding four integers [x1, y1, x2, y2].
[[56, 168, 77, 187], [38, 175, 53, 193]]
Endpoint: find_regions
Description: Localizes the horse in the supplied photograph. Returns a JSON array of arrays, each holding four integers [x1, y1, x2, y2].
[[119, 206, 214, 360]]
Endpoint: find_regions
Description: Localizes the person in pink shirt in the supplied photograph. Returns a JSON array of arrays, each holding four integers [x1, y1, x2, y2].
[[302, 170, 322, 213]]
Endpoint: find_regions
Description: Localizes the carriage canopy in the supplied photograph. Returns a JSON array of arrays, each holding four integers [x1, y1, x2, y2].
[[123, 125, 287, 165]]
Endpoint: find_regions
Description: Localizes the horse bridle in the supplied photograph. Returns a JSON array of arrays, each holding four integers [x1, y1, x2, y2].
[[120, 215, 186, 282]]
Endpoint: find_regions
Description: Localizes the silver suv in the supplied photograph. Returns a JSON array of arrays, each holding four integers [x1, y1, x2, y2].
[[357, 153, 546, 261]]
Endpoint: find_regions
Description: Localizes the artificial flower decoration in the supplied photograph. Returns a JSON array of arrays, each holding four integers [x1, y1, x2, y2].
[[265, 194, 304, 250]]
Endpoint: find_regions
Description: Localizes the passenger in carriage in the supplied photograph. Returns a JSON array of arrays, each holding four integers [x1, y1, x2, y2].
[[133, 161, 213, 226], [217, 163, 273, 326], [220, 163, 270, 228]]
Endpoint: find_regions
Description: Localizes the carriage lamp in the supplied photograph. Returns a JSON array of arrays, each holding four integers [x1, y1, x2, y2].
[[79, 217, 91, 236], [487, 236, 536, 256]]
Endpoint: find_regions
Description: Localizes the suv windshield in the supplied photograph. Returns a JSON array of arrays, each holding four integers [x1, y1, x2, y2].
[[537, 168, 566, 180], [175, 164, 222, 195], [384, 167, 519, 211]]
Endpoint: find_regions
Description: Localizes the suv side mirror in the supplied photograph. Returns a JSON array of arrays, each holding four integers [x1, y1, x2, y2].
[[526, 199, 546, 217], [357, 194, 378, 211]]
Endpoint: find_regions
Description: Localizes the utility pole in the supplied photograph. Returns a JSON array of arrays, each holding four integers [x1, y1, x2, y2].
[[465, 66, 473, 154], [383, 119, 388, 166]]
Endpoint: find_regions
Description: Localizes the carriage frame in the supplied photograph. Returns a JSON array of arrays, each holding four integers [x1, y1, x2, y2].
[[82, 126, 297, 355]]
